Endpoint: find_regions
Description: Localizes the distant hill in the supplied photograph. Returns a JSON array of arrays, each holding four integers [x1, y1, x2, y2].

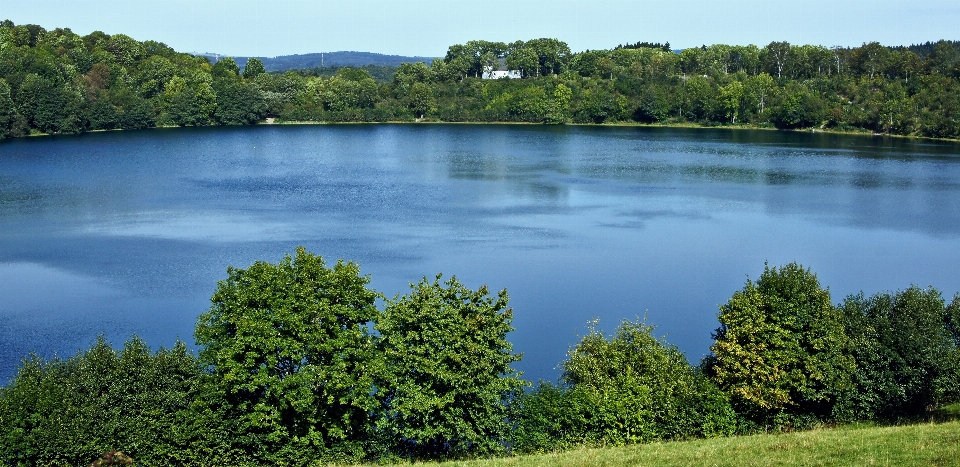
[[196, 52, 436, 72]]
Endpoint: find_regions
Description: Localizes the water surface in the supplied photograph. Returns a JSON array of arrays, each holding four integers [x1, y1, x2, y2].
[[2, 125, 959, 382]]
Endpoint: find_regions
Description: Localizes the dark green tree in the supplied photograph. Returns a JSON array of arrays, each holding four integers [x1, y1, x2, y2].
[[836, 287, 960, 420], [211, 57, 240, 80], [16, 73, 63, 133], [706, 263, 854, 424], [194, 247, 380, 464], [214, 81, 267, 125], [375, 275, 524, 459], [0, 336, 199, 466]]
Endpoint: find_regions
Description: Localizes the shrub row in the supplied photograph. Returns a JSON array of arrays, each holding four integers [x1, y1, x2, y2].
[[1, 254, 958, 464]]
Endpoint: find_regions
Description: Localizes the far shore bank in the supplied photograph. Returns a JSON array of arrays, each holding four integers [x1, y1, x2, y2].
[[8, 120, 960, 144]]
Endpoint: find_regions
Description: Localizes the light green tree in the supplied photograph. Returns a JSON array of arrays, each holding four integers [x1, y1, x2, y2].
[[548, 83, 572, 124], [511, 319, 736, 452], [746, 72, 775, 115], [718, 81, 744, 123]]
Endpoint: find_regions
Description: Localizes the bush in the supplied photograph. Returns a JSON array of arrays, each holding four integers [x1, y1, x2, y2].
[[0, 336, 199, 466], [836, 287, 960, 421], [512, 319, 737, 452], [705, 263, 854, 425]]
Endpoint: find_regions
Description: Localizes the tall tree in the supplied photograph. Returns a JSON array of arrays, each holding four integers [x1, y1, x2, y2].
[[242, 57, 266, 79], [194, 247, 380, 463], [764, 41, 791, 78], [0, 79, 16, 138], [375, 275, 524, 459]]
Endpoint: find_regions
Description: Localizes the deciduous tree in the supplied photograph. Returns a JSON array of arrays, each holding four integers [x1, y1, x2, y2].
[[375, 275, 524, 459], [706, 263, 853, 423], [194, 247, 380, 463]]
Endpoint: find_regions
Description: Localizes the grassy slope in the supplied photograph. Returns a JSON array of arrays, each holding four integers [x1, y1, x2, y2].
[[427, 421, 960, 467]]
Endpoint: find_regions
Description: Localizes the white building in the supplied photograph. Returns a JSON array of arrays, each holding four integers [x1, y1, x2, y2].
[[482, 66, 522, 79]]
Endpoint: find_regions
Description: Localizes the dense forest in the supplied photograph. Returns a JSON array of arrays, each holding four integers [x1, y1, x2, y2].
[[2, 20, 960, 140], [1, 249, 958, 465]]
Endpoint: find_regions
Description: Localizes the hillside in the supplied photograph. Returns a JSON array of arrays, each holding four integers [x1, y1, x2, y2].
[[198, 51, 436, 71]]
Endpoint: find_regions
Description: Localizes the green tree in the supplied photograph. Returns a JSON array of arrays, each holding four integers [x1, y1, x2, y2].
[[717, 80, 745, 123], [764, 41, 791, 78], [375, 275, 524, 459], [0, 336, 199, 466], [506, 41, 539, 78], [211, 57, 240, 80], [745, 72, 775, 116], [770, 82, 825, 129], [836, 287, 960, 420], [526, 38, 571, 76], [242, 57, 266, 79], [104, 33, 145, 67], [214, 80, 267, 125], [407, 81, 435, 119], [159, 74, 217, 126], [15, 73, 84, 134], [512, 319, 736, 452], [0, 79, 16, 138], [393, 61, 434, 97], [851, 42, 890, 79], [706, 263, 854, 424], [194, 247, 380, 464], [548, 83, 572, 124]]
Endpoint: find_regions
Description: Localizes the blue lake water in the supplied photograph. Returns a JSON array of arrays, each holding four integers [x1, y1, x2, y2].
[[2, 124, 960, 383]]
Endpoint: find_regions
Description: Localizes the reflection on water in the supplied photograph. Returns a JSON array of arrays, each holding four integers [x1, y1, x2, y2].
[[1, 125, 960, 382]]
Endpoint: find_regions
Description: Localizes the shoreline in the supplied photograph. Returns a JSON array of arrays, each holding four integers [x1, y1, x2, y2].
[[7, 120, 960, 144]]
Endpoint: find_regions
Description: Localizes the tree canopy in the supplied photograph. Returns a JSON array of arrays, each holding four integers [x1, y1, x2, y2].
[[3, 19, 960, 139]]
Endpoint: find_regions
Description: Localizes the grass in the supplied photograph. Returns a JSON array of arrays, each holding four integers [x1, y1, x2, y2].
[[422, 416, 960, 467]]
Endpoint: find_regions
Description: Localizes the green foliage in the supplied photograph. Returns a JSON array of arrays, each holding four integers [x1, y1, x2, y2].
[[548, 83, 572, 123], [241, 57, 266, 79], [0, 78, 16, 138], [194, 246, 379, 464], [3, 17, 960, 138], [213, 80, 267, 125], [211, 57, 240, 80], [318, 73, 378, 112], [407, 81, 435, 118], [512, 319, 737, 453], [375, 275, 525, 459], [0, 336, 199, 466], [836, 287, 960, 421], [706, 263, 854, 424]]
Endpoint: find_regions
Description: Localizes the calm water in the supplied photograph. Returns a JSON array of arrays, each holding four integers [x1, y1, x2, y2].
[[2, 124, 960, 383]]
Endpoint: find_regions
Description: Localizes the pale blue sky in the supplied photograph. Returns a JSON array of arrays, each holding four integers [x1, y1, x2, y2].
[[3, 0, 959, 57]]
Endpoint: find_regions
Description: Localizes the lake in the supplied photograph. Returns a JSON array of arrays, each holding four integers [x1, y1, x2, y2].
[[2, 124, 960, 383]]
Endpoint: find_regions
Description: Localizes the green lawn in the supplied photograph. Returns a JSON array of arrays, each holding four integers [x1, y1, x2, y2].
[[427, 420, 960, 467]]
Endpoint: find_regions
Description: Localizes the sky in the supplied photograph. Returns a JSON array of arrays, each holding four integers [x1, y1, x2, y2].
[[3, 0, 960, 58]]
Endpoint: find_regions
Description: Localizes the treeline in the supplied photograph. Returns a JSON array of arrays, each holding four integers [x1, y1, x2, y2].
[[2, 250, 959, 465], [2, 20, 960, 140]]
